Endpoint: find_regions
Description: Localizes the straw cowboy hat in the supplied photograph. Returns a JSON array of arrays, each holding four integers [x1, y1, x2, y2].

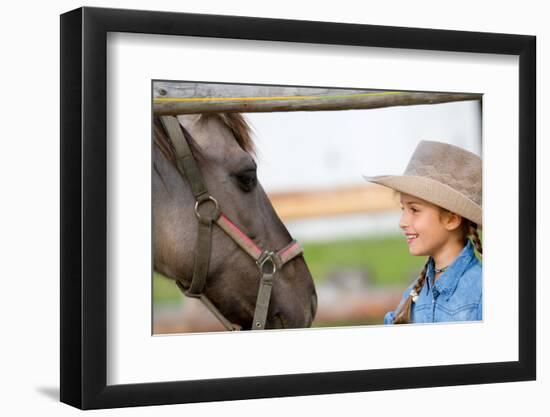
[[363, 140, 482, 226]]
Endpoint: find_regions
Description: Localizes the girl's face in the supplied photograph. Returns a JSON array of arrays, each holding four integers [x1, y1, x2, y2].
[[398, 193, 459, 257]]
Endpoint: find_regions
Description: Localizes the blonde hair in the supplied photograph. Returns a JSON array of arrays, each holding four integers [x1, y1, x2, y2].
[[392, 218, 482, 324]]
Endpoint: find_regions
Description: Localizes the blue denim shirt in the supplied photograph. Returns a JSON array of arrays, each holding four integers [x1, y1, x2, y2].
[[384, 240, 482, 324]]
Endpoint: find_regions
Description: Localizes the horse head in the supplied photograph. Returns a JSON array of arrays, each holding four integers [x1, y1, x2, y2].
[[153, 113, 317, 330]]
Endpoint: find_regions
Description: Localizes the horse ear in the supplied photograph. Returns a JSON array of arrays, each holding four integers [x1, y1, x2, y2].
[[177, 114, 202, 130]]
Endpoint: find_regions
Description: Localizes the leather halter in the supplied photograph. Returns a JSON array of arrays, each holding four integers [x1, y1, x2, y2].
[[159, 115, 304, 331]]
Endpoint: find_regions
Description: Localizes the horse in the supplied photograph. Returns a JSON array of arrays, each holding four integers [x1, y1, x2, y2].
[[153, 113, 317, 330]]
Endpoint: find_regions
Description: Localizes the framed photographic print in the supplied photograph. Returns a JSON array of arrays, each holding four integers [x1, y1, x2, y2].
[[60, 6, 536, 410]]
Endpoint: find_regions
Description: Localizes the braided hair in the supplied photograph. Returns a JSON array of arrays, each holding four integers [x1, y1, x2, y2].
[[393, 258, 430, 324], [468, 222, 483, 256], [392, 219, 482, 324]]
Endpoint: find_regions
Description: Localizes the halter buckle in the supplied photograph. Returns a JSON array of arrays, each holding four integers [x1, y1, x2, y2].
[[194, 196, 220, 222], [257, 251, 277, 275]]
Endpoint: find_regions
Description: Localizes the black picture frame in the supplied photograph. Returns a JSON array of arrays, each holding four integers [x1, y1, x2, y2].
[[60, 6, 536, 410]]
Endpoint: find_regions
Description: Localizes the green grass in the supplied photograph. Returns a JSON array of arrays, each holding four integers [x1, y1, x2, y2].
[[302, 235, 425, 286], [153, 271, 183, 304], [153, 235, 425, 304]]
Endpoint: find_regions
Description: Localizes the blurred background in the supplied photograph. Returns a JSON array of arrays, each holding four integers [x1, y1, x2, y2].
[[153, 95, 482, 334]]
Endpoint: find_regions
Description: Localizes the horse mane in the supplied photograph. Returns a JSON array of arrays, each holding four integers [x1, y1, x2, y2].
[[153, 113, 256, 165]]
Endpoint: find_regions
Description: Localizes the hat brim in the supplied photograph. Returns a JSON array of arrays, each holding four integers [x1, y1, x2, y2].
[[362, 174, 482, 226]]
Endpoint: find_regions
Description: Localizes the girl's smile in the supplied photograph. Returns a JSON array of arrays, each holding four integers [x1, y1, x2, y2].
[[405, 233, 419, 244], [399, 193, 465, 271], [399, 194, 442, 256]]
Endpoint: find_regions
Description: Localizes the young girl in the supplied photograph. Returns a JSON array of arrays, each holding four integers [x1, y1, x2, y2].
[[363, 140, 482, 324]]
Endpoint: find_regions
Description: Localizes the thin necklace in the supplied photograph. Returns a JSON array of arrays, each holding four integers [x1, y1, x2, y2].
[[434, 265, 449, 274]]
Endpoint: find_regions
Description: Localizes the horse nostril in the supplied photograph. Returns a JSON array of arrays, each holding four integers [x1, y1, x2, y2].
[[311, 293, 318, 320]]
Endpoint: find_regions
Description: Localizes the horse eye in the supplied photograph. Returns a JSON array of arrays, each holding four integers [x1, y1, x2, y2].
[[235, 168, 257, 192]]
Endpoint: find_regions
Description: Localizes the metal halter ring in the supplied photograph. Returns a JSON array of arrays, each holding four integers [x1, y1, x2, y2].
[[257, 251, 277, 275], [194, 196, 220, 221]]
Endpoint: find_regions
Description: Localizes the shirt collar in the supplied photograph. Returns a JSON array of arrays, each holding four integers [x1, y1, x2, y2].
[[425, 239, 476, 300]]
